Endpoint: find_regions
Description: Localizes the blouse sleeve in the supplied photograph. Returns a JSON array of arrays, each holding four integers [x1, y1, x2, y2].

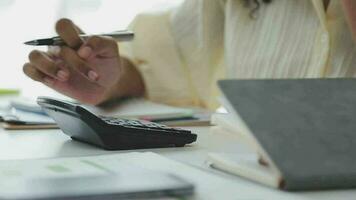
[[120, 0, 226, 109], [119, 9, 196, 107]]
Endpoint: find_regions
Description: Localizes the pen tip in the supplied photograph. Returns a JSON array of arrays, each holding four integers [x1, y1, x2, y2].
[[24, 41, 38, 45]]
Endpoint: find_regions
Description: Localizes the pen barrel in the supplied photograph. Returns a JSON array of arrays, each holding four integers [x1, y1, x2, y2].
[[52, 38, 66, 46], [25, 31, 134, 46], [51, 32, 134, 46], [98, 32, 134, 41]]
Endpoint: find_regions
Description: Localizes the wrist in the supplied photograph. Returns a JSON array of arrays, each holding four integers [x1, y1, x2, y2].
[[119, 57, 145, 97], [96, 57, 145, 106]]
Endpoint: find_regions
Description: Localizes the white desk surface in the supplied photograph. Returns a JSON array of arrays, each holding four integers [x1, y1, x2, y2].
[[0, 126, 355, 200]]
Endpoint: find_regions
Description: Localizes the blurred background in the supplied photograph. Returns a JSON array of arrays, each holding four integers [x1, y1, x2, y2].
[[0, 0, 181, 98]]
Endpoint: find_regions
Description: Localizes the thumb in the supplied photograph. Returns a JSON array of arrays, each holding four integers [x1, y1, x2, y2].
[[77, 36, 119, 59]]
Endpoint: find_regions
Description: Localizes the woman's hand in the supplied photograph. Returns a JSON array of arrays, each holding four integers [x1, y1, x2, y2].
[[23, 18, 144, 105]]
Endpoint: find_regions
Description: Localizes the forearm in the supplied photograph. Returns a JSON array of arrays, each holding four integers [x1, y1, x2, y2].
[[341, 0, 356, 42], [98, 57, 145, 105]]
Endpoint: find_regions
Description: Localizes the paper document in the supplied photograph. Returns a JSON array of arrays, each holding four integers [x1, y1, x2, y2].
[[0, 153, 173, 181], [85, 98, 194, 120], [9, 97, 195, 120], [0, 152, 194, 200], [0, 108, 57, 130]]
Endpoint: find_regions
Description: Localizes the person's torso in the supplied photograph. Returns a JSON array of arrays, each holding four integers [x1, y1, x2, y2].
[[171, 0, 356, 108]]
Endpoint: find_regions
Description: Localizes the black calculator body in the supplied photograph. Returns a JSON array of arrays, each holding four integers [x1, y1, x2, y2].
[[37, 97, 197, 150]]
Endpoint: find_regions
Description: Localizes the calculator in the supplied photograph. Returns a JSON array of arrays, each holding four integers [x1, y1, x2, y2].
[[37, 97, 197, 150]]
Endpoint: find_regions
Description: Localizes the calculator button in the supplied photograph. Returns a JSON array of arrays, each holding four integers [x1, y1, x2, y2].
[[100, 116, 191, 134]]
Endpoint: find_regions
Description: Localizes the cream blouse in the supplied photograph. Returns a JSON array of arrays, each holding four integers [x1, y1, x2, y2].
[[120, 0, 356, 109]]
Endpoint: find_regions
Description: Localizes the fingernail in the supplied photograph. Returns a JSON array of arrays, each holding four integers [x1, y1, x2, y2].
[[88, 70, 99, 81], [78, 46, 92, 59], [57, 70, 69, 81], [44, 77, 54, 86], [50, 46, 61, 56]]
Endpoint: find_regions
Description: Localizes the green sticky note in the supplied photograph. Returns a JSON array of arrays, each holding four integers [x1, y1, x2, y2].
[[0, 89, 20, 95]]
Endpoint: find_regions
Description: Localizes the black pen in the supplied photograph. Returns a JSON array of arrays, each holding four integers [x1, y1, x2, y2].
[[24, 30, 134, 46]]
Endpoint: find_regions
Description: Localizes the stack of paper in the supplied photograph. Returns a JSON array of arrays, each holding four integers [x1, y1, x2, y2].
[[0, 98, 57, 130]]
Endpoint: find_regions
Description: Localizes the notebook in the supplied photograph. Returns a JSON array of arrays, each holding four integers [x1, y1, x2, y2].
[[208, 79, 356, 191]]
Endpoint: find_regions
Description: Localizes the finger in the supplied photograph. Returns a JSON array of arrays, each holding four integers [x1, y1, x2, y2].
[[55, 18, 83, 49], [59, 46, 99, 81], [78, 36, 118, 59], [28, 50, 69, 81], [73, 24, 84, 34], [23, 63, 55, 86]]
